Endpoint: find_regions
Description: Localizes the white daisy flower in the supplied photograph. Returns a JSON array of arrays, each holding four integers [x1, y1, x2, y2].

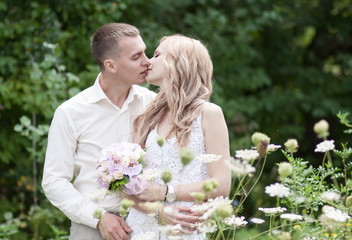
[[314, 140, 335, 153], [250, 218, 265, 224], [226, 158, 256, 177], [258, 207, 287, 214], [224, 215, 248, 228], [320, 191, 340, 201], [191, 196, 233, 220], [196, 154, 222, 163], [265, 183, 291, 198], [267, 144, 281, 152], [280, 213, 303, 221], [322, 205, 350, 222], [196, 221, 218, 233], [235, 149, 260, 161]]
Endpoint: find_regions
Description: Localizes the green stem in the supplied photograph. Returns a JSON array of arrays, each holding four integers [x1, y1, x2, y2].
[[326, 151, 339, 189], [232, 229, 236, 240], [236, 155, 268, 212], [341, 144, 349, 194], [322, 152, 327, 167], [268, 215, 275, 240]]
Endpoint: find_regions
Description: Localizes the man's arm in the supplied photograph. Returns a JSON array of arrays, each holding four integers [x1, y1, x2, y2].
[[42, 106, 104, 228]]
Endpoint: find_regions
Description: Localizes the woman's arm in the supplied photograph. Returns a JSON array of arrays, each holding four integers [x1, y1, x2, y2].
[[137, 102, 232, 202], [174, 102, 231, 201]]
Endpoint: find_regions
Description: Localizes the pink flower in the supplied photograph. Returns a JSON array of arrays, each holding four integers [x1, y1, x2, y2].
[[123, 176, 146, 195]]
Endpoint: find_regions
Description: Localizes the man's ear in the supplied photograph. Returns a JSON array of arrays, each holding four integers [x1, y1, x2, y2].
[[103, 59, 117, 73]]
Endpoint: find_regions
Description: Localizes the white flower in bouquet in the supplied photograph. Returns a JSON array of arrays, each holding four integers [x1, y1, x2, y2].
[[120, 156, 130, 168], [113, 170, 124, 180], [320, 191, 341, 202], [235, 149, 260, 162], [280, 213, 303, 221], [314, 140, 335, 153], [102, 173, 114, 183], [265, 183, 292, 198], [96, 141, 145, 194], [130, 149, 144, 162]]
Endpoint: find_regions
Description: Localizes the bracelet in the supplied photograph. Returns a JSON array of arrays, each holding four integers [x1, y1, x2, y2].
[[164, 185, 169, 201], [154, 208, 160, 223]]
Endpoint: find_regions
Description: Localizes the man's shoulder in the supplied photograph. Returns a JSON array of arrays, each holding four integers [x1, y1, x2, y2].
[[57, 86, 93, 111]]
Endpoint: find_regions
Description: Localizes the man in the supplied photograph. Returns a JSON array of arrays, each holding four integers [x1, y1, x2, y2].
[[42, 23, 155, 240]]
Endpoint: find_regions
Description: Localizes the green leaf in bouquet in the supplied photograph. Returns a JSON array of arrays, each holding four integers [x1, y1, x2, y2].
[[109, 177, 129, 193]]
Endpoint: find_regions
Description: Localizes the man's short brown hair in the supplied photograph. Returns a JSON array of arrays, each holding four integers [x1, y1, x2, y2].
[[91, 23, 139, 70]]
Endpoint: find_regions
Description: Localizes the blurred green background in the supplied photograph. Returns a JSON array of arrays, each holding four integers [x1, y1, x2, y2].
[[1, 0, 351, 239]]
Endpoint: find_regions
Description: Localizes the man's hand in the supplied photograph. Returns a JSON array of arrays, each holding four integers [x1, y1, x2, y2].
[[135, 182, 167, 202], [98, 212, 132, 240]]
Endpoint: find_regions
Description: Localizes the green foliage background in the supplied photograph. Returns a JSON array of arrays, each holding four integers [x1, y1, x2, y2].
[[1, 0, 351, 239]]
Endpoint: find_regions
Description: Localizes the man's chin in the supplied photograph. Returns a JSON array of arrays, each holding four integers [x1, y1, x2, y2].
[[134, 78, 147, 85]]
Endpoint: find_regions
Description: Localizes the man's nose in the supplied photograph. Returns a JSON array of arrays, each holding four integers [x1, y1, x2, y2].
[[142, 55, 151, 66]]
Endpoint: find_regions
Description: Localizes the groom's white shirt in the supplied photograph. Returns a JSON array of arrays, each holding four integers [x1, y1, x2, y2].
[[42, 73, 155, 238]]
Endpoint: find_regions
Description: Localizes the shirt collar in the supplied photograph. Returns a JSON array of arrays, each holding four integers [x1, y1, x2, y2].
[[88, 73, 142, 105], [88, 73, 109, 104]]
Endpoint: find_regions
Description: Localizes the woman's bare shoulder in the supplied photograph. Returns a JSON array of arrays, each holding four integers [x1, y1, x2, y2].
[[202, 102, 224, 118]]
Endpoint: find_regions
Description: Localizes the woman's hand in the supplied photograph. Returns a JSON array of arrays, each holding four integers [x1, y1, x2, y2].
[[159, 205, 203, 233], [135, 181, 167, 201]]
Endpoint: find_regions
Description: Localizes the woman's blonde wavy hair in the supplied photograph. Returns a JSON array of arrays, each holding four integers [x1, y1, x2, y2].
[[134, 35, 213, 147]]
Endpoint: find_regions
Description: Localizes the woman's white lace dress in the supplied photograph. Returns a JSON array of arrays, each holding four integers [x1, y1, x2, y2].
[[126, 115, 208, 239]]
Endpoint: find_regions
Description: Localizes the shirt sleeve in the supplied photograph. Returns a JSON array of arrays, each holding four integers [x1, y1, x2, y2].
[[41, 106, 106, 229]]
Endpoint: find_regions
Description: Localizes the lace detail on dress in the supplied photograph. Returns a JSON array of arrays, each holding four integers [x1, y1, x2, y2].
[[126, 115, 208, 240]]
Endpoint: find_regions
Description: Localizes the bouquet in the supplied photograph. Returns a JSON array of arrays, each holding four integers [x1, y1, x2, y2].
[[97, 141, 146, 195]]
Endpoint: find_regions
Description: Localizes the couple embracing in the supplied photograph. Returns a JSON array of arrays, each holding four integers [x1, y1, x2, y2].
[[42, 23, 231, 240]]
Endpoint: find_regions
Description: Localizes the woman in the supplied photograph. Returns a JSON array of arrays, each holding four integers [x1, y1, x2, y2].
[[125, 35, 231, 239]]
